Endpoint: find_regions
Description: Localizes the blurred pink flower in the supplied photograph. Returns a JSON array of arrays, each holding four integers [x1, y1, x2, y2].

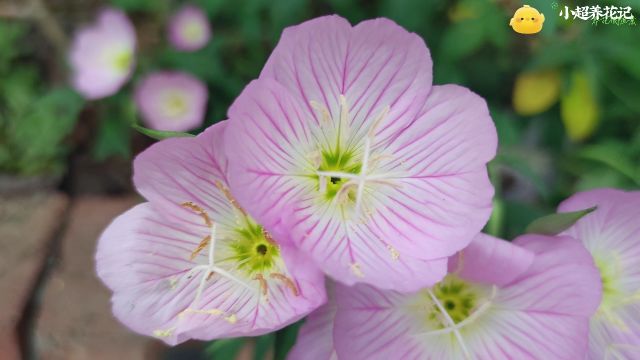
[[134, 71, 208, 132], [168, 5, 211, 51], [69, 8, 136, 99], [292, 233, 602, 359], [559, 188, 640, 359], [96, 122, 326, 345], [224, 16, 497, 292]]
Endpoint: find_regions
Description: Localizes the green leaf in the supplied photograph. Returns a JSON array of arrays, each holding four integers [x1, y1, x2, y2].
[[132, 123, 195, 140], [274, 321, 302, 360], [525, 206, 597, 235], [206, 338, 246, 360]]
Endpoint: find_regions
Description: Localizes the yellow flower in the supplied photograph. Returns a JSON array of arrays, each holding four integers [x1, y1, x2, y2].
[[513, 69, 561, 116], [561, 71, 600, 142]]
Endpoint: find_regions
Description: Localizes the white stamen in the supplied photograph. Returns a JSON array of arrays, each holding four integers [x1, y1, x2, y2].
[[353, 137, 371, 218], [426, 289, 472, 360], [316, 170, 359, 180], [319, 175, 327, 193]]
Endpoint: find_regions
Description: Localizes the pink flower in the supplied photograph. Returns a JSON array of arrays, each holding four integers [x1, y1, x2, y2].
[[224, 16, 497, 292], [69, 8, 136, 99], [291, 233, 602, 359], [559, 188, 640, 359], [168, 5, 211, 51], [134, 71, 208, 132], [95, 122, 325, 345]]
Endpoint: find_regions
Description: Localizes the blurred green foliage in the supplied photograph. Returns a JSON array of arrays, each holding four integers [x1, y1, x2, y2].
[[0, 22, 85, 176]]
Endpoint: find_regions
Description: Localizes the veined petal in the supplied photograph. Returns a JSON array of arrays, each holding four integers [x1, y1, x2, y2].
[[261, 15, 433, 139], [134, 122, 235, 230], [500, 234, 602, 316], [448, 233, 535, 287], [371, 85, 496, 258]]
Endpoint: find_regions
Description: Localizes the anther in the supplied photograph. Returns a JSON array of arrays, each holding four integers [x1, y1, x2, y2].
[[387, 244, 400, 261], [215, 180, 247, 216], [261, 227, 276, 245], [350, 263, 364, 278], [270, 273, 299, 296], [181, 201, 212, 227], [190, 235, 211, 261], [254, 274, 269, 296], [310, 100, 331, 124]]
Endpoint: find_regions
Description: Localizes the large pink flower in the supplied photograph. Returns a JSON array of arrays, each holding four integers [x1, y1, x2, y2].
[[69, 8, 136, 99], [559, 188, 640, 359], [95, 122, 325, 345], [224, 16, 497, 292], [292, 233, 602, 359]]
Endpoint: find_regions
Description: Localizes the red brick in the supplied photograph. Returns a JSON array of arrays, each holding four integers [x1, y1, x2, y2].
[[0, 192, 69, 360]]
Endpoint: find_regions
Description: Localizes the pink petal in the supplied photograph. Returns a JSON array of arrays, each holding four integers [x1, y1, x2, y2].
[[371, 85, 496, 258], [502, 234, 602, 317], [133, 122, 230, 229], [448, 233, 535, 287], [261, 15, 433, 138], [333, 283, 421, 359], [288, 283, 337, 360]]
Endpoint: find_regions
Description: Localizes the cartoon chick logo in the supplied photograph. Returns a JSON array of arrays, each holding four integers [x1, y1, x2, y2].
[[510, 5, 545, 34]]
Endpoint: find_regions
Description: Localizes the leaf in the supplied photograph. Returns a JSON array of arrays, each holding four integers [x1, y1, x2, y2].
[[525, 206, 597, 235], [206, 338, 246, 359], [513, 69, 561, 116], [274, 321, 302, 360], [561, 70, 600, 142], [132, 123, 195, 140]]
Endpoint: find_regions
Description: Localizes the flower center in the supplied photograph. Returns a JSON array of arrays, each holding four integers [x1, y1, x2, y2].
[[162, 91, 189, 118], [183, 21, 206, 43], [310, 95, 391, 221], [111, 50, 132, 72], [229, 221, 280, 275], [427, 276, 480, 326], [405, 275, 496, 359]]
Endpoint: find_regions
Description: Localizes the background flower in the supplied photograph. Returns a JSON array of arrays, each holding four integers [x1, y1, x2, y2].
[[96, 122, 325, 345], [225, 16, 497, 292], [69, 8, 136, 99], [559, 188, 640, 359], [134, 71, 208, 132], [168, 5, 212, 52]]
